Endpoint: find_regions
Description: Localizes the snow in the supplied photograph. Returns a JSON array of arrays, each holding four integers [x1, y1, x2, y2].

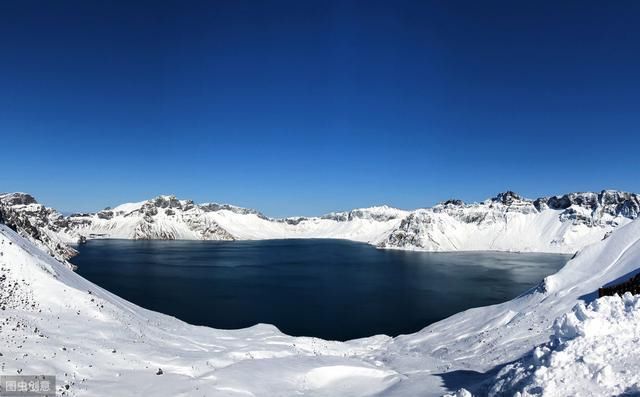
[[2, 195, 640, 395], [110, 200, 147, 215], [488, 293, 640, 396], [58, 191, 639, 255], [209, 210, 403, 243]]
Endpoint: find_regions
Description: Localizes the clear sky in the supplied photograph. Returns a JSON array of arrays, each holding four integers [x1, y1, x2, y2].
[[1, 1, 639, 217]]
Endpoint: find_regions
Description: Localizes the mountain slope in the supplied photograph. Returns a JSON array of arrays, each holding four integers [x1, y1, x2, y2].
[[379, 190, 638, 253]]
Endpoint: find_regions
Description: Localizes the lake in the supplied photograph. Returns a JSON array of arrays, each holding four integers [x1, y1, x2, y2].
[[73, 239, 568, 341]]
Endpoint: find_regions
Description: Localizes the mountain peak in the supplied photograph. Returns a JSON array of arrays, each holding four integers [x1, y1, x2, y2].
[[150, 195, 185, 209], [441, 199, 464, 206], [493, 191, 524, 205], [0, 192, 38, 206]]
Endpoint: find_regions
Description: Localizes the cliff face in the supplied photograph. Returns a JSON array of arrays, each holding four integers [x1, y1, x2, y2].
[[0, 193, 78, 268]]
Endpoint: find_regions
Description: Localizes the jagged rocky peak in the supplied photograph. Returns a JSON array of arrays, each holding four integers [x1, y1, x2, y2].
[[533, 190, 640, 219], [492, 191, 525, 205], [0, 192, 38, 206], [152, 195, 185, 209], [134, 195, 192, 216], [538, 192, 599, 211], [441, 199, 464, 207], [139, 195, 184, 216], [598, 190, 640, 217]]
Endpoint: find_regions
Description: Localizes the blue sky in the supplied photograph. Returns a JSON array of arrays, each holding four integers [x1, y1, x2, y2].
[[1, 1, 639, 217]]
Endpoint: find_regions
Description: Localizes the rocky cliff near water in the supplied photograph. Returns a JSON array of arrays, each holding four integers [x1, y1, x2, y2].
[[0, 193, 78, 268]]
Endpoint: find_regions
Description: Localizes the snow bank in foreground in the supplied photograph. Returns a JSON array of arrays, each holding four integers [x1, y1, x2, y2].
[[488, 293, 640, 396]]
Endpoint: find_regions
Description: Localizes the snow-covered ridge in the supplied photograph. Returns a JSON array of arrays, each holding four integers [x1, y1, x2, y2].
[[3, 190, 639, 258], [379, 190, 639, 253], [66, 196, 407, 243]]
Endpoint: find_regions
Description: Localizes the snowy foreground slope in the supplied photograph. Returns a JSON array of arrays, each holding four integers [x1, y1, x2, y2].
[[2, 214, 640, 395], [488, 293, 640, 396], [7, 190, 638, 254]]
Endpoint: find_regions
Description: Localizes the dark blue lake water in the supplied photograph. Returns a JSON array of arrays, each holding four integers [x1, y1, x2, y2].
[[73, 239, 568, 341]]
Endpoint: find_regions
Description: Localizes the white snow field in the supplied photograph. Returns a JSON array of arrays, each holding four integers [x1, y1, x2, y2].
[[2, 210, 640, 395]]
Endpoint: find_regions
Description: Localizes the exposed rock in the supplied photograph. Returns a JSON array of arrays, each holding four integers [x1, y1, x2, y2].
[[97, 211, 113, 220], [493, 191, 523, 205], [0, 194, 79, 268], [200, 203, 268, 219]]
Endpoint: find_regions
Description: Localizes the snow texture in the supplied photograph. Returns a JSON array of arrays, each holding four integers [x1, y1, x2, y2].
[[488, 293, 640, 396]]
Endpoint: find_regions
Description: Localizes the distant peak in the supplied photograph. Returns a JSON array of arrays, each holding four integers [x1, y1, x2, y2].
[[0, 192, 38, 206], [493, 191, 523, 205], [149, 195, 188, 210], [152, 194, 178, 201]]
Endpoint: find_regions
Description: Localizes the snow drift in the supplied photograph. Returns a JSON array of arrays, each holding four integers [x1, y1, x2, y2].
[[488, 293, 640, 396]]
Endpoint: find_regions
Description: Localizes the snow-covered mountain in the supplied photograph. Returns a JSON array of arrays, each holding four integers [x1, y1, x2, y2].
[[3, 190, 639, 257], [2, 198, 640, 396], [379, 190, 639, 253], [67, 196, 237, 241], [66, 195, 408, 244], [65, 190, 640, 254]]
